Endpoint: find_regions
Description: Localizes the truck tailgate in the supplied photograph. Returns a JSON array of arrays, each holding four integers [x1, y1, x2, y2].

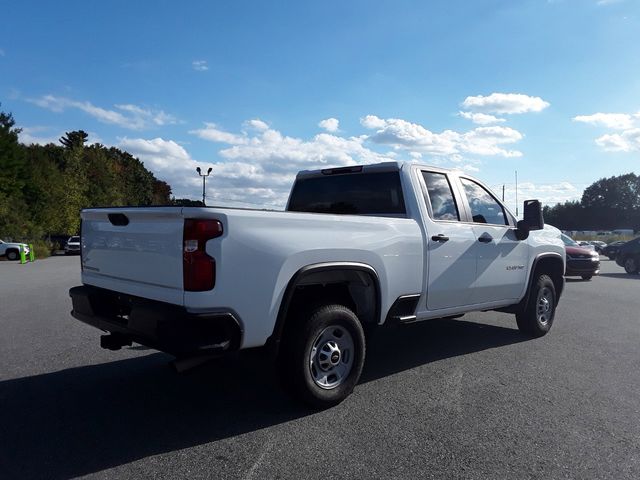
[[81, 207, 185, 305]]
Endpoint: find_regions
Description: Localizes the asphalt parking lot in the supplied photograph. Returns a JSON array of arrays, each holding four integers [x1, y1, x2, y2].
[[1, 256, 639, 479]]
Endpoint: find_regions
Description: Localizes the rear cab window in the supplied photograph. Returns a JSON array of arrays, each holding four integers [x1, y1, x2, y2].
[[287, 171, 406, 216], [421, 171, 460, 221]]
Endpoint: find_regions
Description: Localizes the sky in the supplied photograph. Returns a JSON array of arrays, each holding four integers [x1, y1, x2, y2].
[[1, 0, 639, 210]]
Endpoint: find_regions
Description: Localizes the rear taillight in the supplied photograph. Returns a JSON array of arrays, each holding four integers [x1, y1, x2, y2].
[[183, 219, 223, 291]]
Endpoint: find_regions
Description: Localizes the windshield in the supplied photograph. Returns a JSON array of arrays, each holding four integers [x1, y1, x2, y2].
[[561, 234, 579, 247], [69, 236, 80, 242]]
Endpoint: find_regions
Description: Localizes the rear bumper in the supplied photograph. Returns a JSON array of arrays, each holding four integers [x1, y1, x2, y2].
[[69, 285, 242, 356]]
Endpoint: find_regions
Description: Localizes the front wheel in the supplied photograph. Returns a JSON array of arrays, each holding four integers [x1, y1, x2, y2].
[[581, 274, 593, 281], [278, 304, 365, 409], [6, 250, 18, 261], [516, 274, 557, 338], [624, 257, 639, 274]]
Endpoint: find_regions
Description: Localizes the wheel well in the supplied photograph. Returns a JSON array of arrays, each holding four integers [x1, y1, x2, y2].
[[532, 256, 564, 299], [267, 265, 380, 355]]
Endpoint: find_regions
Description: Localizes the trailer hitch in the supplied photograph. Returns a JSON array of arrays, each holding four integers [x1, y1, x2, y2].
[[100, 333, 132, 350]]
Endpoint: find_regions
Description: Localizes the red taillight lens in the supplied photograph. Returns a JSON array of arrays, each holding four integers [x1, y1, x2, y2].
[[183, 219, 223, 291]]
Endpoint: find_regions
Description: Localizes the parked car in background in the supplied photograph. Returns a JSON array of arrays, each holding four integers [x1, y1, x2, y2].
[[561, 234, 600, 280], [602, 241, 626, 260], [578, 241, 596, 251], [589, 240, 607, 253], [0, 239, 30, 261], [65, 236, 81, 255], [615, 237, 640, 274]]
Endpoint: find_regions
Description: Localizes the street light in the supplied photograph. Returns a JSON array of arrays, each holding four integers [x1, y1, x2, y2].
[[196, 166, 213, 206]]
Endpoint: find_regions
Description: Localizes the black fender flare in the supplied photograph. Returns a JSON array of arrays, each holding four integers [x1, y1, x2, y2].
[[265, 262, 381, 356], [522, 252, 565, 310]]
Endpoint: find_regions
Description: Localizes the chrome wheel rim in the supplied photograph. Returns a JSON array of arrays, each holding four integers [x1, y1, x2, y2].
[[536, 287, 553, 325], [309, 325, 354, 389]]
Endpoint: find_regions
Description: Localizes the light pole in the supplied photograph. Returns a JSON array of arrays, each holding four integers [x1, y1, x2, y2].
[[196, 167, 213, 206]]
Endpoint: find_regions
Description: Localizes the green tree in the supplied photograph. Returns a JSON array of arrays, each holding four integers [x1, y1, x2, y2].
[[0, 106, 32, 239], [60, 130, 89, 149]]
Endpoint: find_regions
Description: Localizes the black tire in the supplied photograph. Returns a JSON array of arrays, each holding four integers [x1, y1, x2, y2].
[[516, 273, 556, 338], [278, 304, 365, 409], [6, 249, 18, 261], [581, 275, 593, 281], [623, 256, 639, 275]]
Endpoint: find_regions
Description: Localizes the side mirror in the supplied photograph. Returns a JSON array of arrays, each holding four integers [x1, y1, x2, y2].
[[523, 199, 544, 230], [515, 199, 544, 240]]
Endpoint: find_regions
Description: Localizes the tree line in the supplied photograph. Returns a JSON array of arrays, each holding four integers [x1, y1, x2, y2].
[[0, 106, 173, 243], [543, 173, 640, 232]]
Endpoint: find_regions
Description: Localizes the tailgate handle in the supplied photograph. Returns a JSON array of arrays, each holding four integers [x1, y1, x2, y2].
[[108, 213, 129, 226]]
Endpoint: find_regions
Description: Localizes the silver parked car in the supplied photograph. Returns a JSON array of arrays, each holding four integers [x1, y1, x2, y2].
[[65, 236, 81, 255]]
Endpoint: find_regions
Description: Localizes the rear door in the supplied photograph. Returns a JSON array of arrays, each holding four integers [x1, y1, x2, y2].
[[456, 177, 529, 304], [418, 169, 477, 310], [81, 207, 185, 305]]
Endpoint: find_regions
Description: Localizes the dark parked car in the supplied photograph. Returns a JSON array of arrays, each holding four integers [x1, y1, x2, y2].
[[561, 234, 600, 280], [588, 240, 607, 253], [602, 240, 626, 260], [615, 237, 640, 274]]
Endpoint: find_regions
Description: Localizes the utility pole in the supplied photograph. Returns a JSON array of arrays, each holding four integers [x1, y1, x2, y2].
[[196, 167, 213, 206], [515, 170, 519, 217], [502, 184, 505, 202]]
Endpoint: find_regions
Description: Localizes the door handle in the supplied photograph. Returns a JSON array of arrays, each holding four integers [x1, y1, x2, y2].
[[431, 234, 449, 242], [478, 235, 493, 243]]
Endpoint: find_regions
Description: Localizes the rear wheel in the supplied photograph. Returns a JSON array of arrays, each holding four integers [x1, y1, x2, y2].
[[516, 274, 556, 337], [278, 304, 365, 409], [624, 256, 639, 274], [6, 249, 18, 261]]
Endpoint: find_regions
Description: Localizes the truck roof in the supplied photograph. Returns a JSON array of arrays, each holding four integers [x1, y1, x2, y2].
[[295, 161, 460, 179], [296, 161, 402, 179]]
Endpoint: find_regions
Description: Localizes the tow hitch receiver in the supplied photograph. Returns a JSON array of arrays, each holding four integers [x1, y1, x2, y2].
[[100, 333, 132, 351]]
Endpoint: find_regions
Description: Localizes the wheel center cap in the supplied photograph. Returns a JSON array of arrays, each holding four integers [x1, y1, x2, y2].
[[330, 351, 341, 365], [541, 298, 549, 312]]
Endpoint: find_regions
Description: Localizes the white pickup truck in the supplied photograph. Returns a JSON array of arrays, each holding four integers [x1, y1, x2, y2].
[[70, 162, 565, 407], [0, 240, 30, 261]]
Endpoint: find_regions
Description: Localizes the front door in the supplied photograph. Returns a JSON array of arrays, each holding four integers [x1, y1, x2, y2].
[[457, 177, 529, 304]]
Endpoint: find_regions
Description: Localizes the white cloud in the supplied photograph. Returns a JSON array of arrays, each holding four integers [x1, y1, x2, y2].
[[597, 0, 623, 5], [0, 48, 5, 56], [128, 120, 400, 206], [244, 119, 270, 131], [318, 118, 340, 132], [189, 122, 249, 145], [29, 95, 178, 130], [573, 112, 636, 130], [573, 109, 640, 152], [114, 104, 177, 126], [360, 115, 524, 157], [361, 115, 387, 129], [459, 111, 506, 125], [497, 181, 580, 209], [121, 110, 538, 208], [119, 137, 193, 170], [192, 60, 209, 71], [18, 127, 60, 146], [462, 93, 550, 114], [595, 129, 640, 152]]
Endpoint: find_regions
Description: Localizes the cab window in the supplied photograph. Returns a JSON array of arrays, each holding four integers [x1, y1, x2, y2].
[[422, 171, 460, 221], [460, 178, 508, 226]]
